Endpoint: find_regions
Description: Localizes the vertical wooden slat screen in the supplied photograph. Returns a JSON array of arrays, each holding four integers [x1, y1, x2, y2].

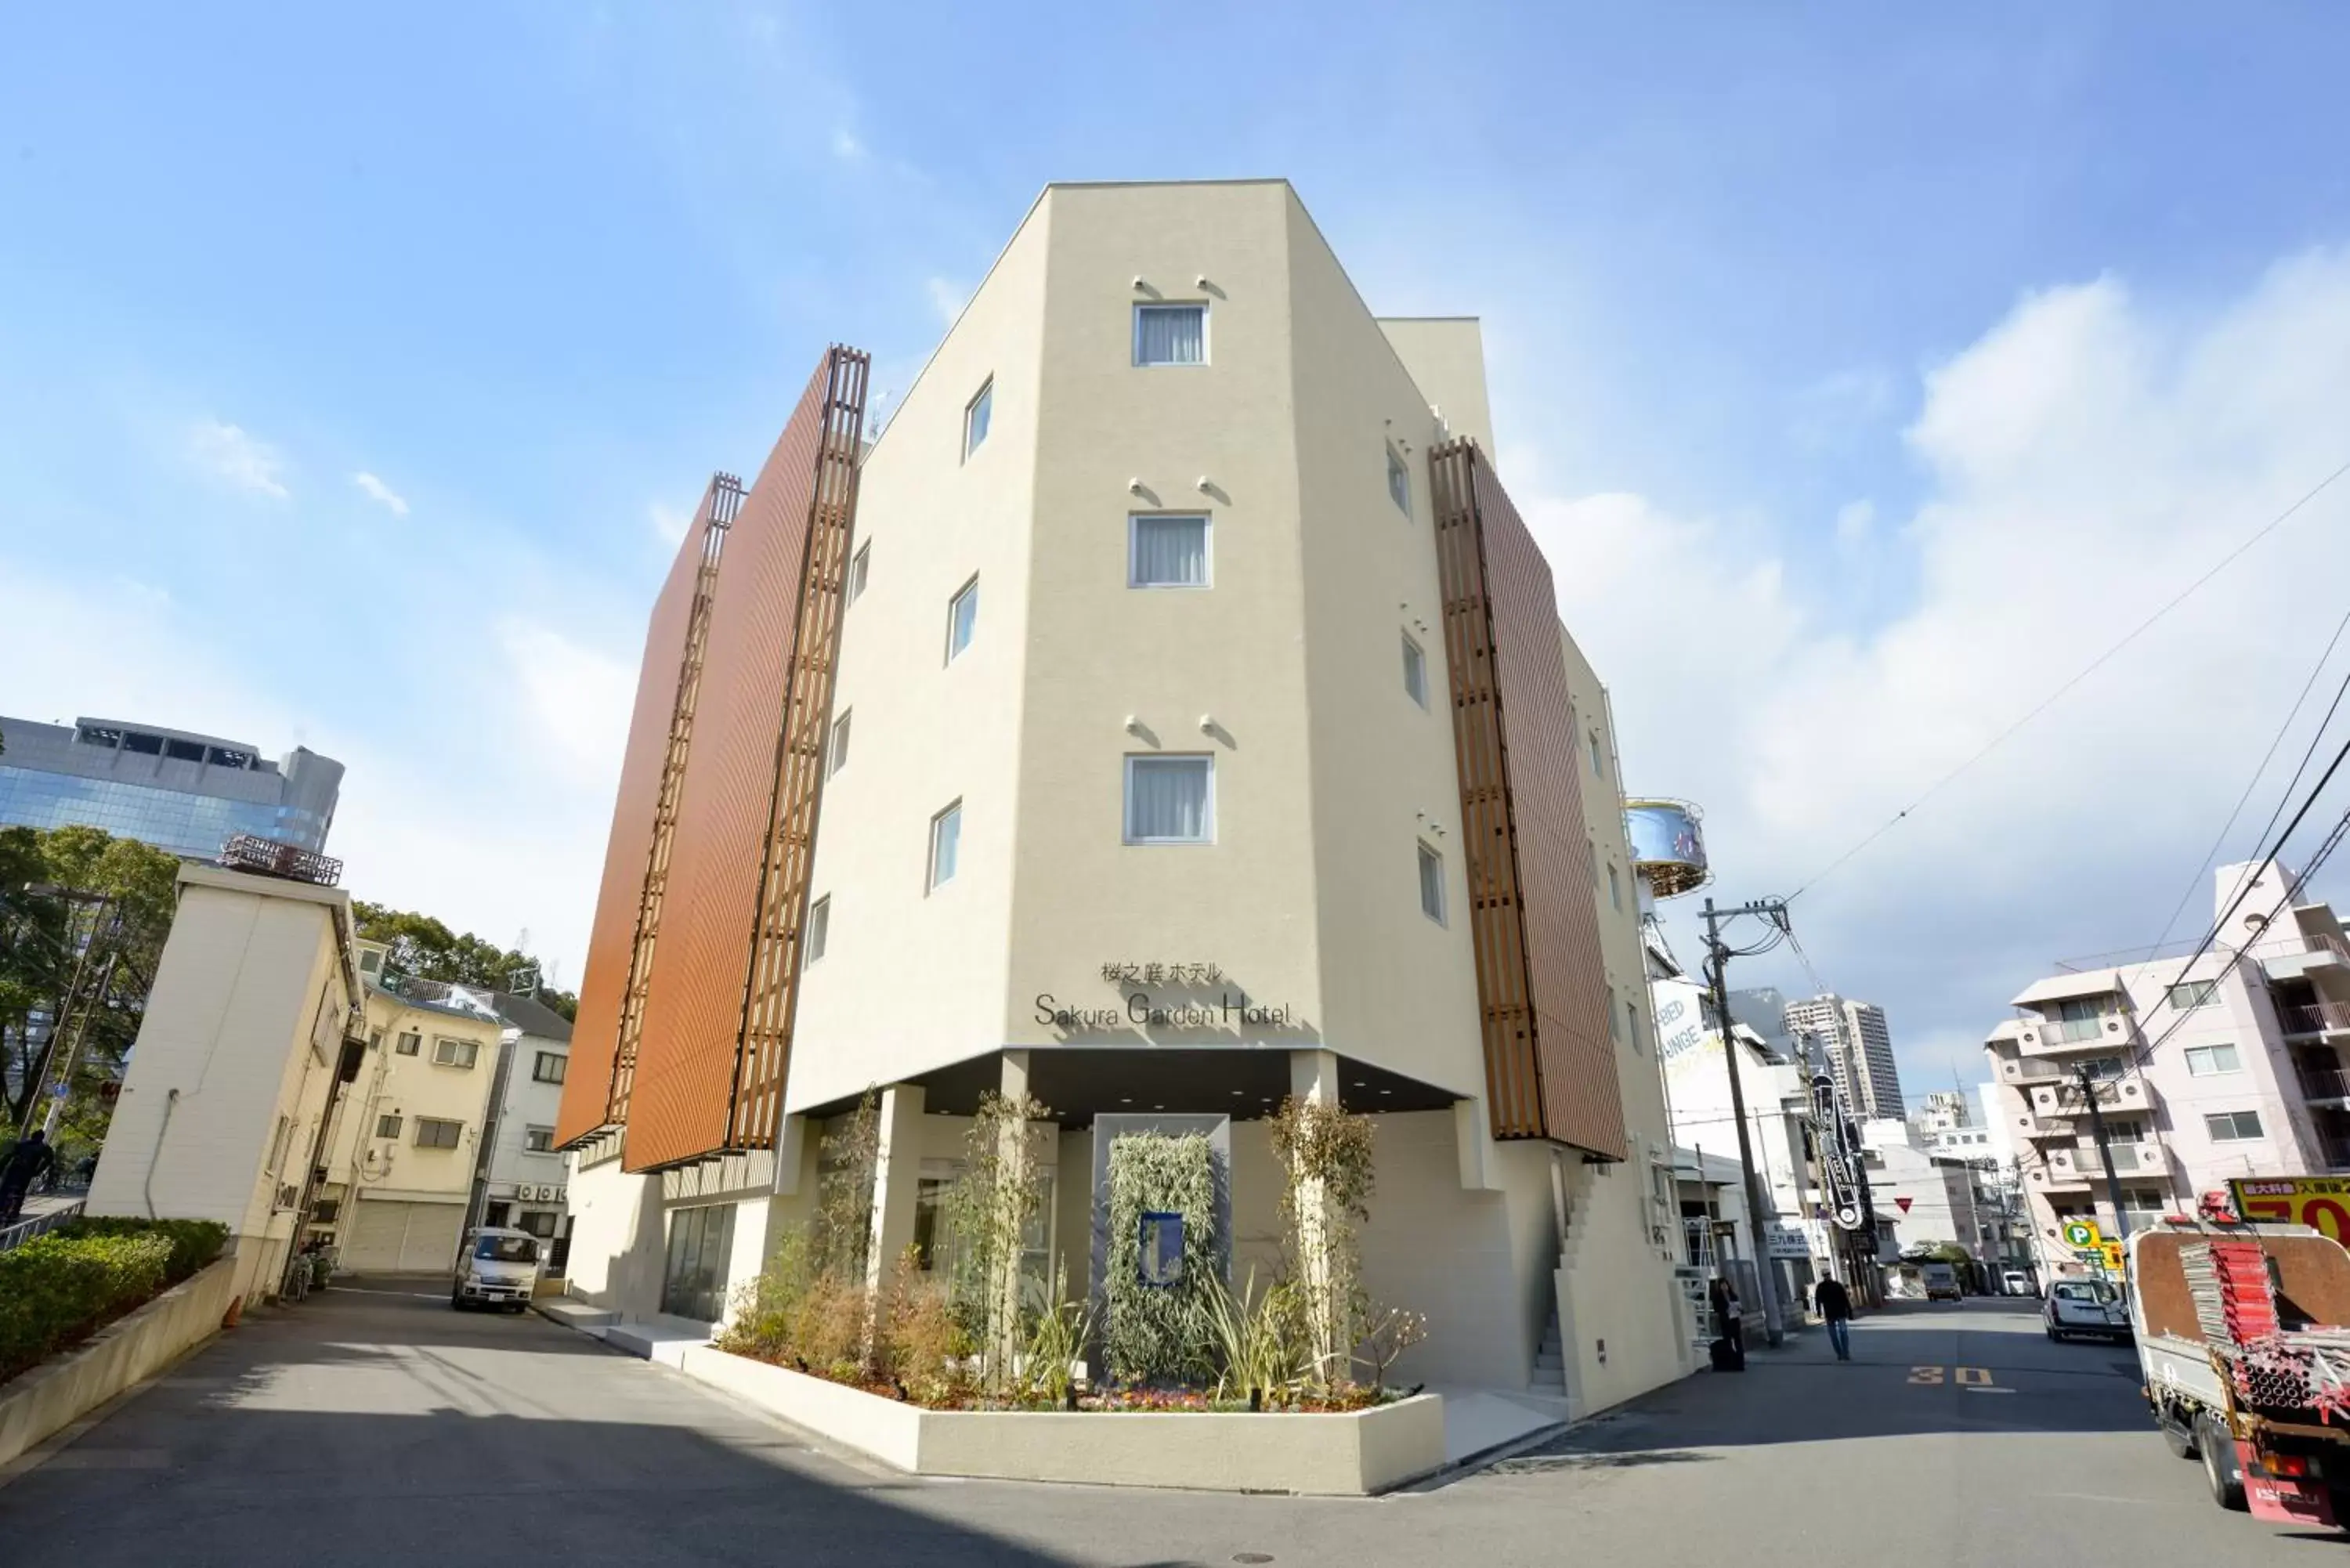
[[554, 475, 737, 1149], [1431, 439, 1629, 1160], [624, 347, 870, 1172]]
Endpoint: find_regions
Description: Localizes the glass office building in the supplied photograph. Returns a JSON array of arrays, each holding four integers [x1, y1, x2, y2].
[[0, 714, 343, 860]]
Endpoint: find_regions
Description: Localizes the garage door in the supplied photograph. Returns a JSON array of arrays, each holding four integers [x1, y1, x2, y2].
[[344, 1199, 466, 1274]]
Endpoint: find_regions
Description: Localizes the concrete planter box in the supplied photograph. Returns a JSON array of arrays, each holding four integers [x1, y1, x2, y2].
[[677, 1344, 1447, 1495], [0, 1255, 237, 1468]]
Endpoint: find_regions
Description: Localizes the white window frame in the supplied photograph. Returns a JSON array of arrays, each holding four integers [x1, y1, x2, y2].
[[848, 540, 871, 605], [946, 576, 979, 663], [928, 800, 963, 892], [2167, 979, 2219, 1010], [1123, 754, 1216, 846], [532, 1051, 566, 1085], [1386, 445, 1411, 517], [524, 1126, 555, 1154], [1417, 841, 1446, 926], [1126, 512, 1213, 589], [2205, 1110, 2264, 1142], [414, 1117, 464, 1151], [433, 1036, 479, 1070], [2182, 1043, 2241, 1077], [375, 1113, 403, 1140], [829, 709, 852, 778], [1402, 634, 1429, 709], [395, 1031, 421, 1057], [1132, 302, 1209, 367], [804, 894, 830, 966], [964, 379, 992, 460]]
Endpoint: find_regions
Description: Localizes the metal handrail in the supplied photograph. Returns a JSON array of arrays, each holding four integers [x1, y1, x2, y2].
[[0, 1197, 86, 1254]]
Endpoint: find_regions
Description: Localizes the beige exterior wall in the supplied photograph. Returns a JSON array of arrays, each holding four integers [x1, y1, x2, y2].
[[1554, 629, 1695, 1411], [88, 865, 360, 1298], [324, 990, 501, 1206], [1376, 317, 1496, 461]]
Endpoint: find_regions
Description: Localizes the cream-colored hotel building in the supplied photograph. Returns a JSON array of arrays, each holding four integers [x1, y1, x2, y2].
[[556, 180, 1694, 1412]]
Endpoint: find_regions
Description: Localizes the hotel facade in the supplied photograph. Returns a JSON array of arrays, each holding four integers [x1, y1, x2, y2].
[[555, 181, 1693, 1408]]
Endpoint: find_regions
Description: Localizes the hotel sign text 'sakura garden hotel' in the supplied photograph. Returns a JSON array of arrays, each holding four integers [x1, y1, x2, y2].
[[555, 180, 1697, 1413]]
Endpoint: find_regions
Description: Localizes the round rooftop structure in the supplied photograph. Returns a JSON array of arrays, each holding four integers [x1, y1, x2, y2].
[[1625, 797, 1710, 898]]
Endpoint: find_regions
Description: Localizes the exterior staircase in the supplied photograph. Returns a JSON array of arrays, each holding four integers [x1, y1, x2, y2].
[[1533, 1308, 1568, 1394]]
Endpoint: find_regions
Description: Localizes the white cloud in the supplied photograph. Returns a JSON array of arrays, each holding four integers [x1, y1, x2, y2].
[[1530, 249, 2350, 1089], [188, 420, 288, 500], [648, 499, 692, 544], [352, 471, 410, 515], [925, 276, 967, 327], [496, 616, 636, 786], [830, 128, 865, 162]]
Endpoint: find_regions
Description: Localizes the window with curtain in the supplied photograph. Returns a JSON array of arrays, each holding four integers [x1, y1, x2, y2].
[[964, 380, 992, 457], [1402, 634, 1428, 707], [1129, 514, 1209, 587], [1124, 755, 1213, 844], [1133, 303, 1207, 366], [930, 800, 962, 890], [829, 710, 851, 777], [1387, 446, 1411, 515], [1418, 842, 1444, 924], [804, 895, 830, 965], [947, 578, 979, 662]]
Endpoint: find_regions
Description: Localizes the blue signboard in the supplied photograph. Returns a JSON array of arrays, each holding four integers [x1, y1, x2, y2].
[[1137, 1211, 1184, 1287]]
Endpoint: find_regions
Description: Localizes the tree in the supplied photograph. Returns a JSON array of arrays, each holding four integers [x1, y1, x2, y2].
[[349, 900, 577, 1021], [0, 826, 181, 1146]]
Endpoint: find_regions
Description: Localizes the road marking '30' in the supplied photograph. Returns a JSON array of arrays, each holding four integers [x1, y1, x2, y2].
[[1909, 1365, 2005, 1389]]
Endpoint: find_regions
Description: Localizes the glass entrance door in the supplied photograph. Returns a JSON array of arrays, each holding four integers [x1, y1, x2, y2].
[[661, 1203, 736, 1321]]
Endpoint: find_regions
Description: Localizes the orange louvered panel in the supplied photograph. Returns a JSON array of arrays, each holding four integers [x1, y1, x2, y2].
[[1431, 439, 1627, 1159]]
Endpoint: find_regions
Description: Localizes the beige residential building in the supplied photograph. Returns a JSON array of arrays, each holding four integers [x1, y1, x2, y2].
[[559, 180, 1692, 1411], [307, 946, 503, 1275], [1984, 860, 2347, 1277], [87, 862, 364, 1303]]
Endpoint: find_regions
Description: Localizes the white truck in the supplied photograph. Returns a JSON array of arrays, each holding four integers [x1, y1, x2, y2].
[[2131, 1212, 2350, 1530], [451, 1227, 544, 1313]]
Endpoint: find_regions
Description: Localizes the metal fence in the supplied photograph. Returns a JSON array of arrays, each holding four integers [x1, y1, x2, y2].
[[0, 1196, 86, 1254]]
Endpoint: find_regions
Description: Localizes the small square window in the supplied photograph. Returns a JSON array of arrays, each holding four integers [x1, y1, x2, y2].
[[1386, 446, 1411, 516], [524, 1126, 555, 1154], [964, 380, 992, 458], [1124, 755, 1214, 845], [947, 578, 979, 663], [804, 895, 830, 966], [1418, 842, 1445, 925], [829, 710, 852, 778], [2205, 1110, 2264, 1142], [2167, 980, 2219, 1010], [415, 1117, 463, 1150], [1130, 514, 1210, 587], [1133, 303, 1206, 366], [532, 1051, 566, 1085], [395, 1031, 421, 1057], [1627, 999, 1643, 1054], [1401, 634, 1428, 708], [848, 541, 871, 605], [2183, 1044, 2240, 1076], [929, 800, 963, 891]]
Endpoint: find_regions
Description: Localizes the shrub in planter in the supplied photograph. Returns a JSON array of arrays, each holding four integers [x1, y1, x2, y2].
[[0, 1230, 176, 1384], [52, 1217, 228, 1284]]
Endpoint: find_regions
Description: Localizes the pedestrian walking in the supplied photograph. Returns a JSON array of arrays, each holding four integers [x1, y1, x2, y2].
[[1816, 1274, 1854, 1360], [0, 1129, 60, 1224]]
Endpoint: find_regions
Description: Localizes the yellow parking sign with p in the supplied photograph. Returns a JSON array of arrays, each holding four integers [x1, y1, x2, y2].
[[2061, 1219, 2102, 1250]]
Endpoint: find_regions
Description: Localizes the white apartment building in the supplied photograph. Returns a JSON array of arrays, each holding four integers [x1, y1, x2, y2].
[[1786, 993, 1905, 1121], [309, 953, 503, 1274], [1984, 859, 2346, 1277], [88, 862, 364, 1303], [555, 180, 1694, 1412], [475, 992, 573, 1265]]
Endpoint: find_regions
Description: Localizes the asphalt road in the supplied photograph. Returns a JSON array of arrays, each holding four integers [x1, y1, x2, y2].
[[0, 1287, 2330, 1566]]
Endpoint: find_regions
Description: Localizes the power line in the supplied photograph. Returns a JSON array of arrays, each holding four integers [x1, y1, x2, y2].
[[2141, 609, 2350, 963], [1788, 455, 2350, 903]]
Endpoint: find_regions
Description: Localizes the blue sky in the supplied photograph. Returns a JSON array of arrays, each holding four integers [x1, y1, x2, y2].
[[6, 4, 2350, 1094]]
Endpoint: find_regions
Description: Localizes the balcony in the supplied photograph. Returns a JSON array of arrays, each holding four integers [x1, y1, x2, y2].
[[2257, 930, 2350, 985], [2301, 1063, 2350, 1103], [2019, 1075, 2152, 1126], [2016, 1010, 2138, 1057], [2282, 998, 2350, 1038]]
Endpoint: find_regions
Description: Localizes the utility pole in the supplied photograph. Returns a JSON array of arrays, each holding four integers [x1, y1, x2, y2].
[[2075, 1063, 2133, 1251], [1701, 896, 1788, 1348]]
